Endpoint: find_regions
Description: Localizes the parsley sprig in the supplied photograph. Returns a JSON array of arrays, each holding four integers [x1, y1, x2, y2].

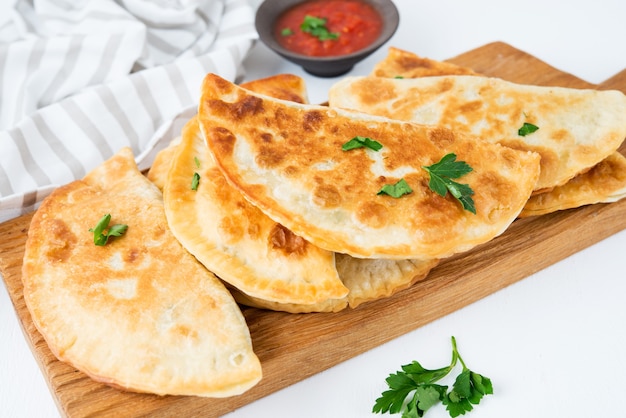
[[191, 156, 201, 190], [89, 214, 128, 246], [340, 136, 411, 198], [422, 153, 475, 214], [378, 178, 413, 198], [342, 136, 383, 151], [373, 336, 493, 417], [191, 172, 200, 190], [301, 15, 339, 41], [518, 122, 539, 136]]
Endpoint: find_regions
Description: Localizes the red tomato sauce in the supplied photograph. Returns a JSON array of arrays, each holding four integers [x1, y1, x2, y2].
[[274, 0, 383, 57]]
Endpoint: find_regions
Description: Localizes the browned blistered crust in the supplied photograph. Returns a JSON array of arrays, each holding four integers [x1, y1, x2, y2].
[[198, 73, 541, 260]]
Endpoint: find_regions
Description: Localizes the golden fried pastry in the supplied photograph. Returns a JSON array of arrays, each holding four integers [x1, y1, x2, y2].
[[368, 49, 626, 213], [146, 137, 181, 190], [148, 74, 440, 312], [371, 47, 479, 78], [328, 75, 626, 192], [150, 134, 439, 312], [198, 73, 541, 260], [22, 148, 261, 397], [163, 117, 349, 305], [228, 256, 439, 312], [520, 151, 626, 217], [240, 73, 309, 104]]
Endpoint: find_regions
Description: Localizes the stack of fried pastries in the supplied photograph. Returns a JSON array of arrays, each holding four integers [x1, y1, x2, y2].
[[21, 48, 626, 398], [332, 47, 626, 216], [149, 74, 443, 313]]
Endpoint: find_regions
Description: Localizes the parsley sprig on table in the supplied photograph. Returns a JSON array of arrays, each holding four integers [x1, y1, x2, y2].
[[422, 153, 475, 214], [373, 336, 493, 417], [89, 214, 128, 246]]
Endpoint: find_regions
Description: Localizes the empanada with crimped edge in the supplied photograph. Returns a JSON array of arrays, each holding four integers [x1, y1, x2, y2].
[[371, 46, 479, 78], [229, 256, 440, 312], [148, 74, 439, 313], [147, 136, 181, 190], [329, 75, 626, 192], [149, 133, 439, 312], [147, 73, 309, 190], [198, 73, 541, 260], [520, 151, 626, 217], [368, 48, 626, 214], [163, 117, 349, 305], [240, 73, 310, 104], [22, 148, 261, 397]]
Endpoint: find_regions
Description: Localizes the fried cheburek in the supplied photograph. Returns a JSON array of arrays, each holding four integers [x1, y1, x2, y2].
[[22, 148, 261, 397], [359, 47, 626, 215], [148, 74, 438, 313], [520, 151, 626, 217], [198, 73, 540, 260], [164, 117, 349, 306], [329, 75, 626, 192], [19, 46, 626, 400], [371, 46, 479, 78]]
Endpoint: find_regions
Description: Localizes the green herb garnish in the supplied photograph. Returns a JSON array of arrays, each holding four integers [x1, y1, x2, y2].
[[518, 122, 539, 136], [373, 336, 493, 417], [194, 156, 201, 168], [301, 15, 339, 41], [89, 214, 128, 246], [422, 153, 475, 214], [342, 136, 383, 151], [377, 178, 413, 198], [191, 172, 201, 190], [281, 27, 293, 36]]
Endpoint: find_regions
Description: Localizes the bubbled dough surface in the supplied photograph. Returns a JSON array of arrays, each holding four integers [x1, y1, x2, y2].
[[199, 74, 541, 260], [163, 118, 348, 305], [329, 75, 626, 192], [22, 148, 261, 397]]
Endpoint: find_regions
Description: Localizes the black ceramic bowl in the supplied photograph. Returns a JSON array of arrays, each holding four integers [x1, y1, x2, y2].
[[255, 0, 399, 77]]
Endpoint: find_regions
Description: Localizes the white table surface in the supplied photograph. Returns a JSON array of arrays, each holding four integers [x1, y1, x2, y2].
[[2, 1, 626, 417]]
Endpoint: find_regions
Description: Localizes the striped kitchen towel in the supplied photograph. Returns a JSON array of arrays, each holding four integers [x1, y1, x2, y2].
[[0, 0, 258, 223]]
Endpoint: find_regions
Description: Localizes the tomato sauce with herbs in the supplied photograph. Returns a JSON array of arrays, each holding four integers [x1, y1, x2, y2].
[[275, 0, 383, 57]]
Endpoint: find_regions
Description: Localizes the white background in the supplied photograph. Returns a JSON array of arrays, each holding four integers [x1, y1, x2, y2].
[[2, 0, 626, 417]]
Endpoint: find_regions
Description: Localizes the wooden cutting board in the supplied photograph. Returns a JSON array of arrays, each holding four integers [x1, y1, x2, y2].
[[1, 42, 626, 418]]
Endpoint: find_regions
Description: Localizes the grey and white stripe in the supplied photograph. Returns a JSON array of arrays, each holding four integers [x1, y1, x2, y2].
[[0, 0, 258, 223]]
